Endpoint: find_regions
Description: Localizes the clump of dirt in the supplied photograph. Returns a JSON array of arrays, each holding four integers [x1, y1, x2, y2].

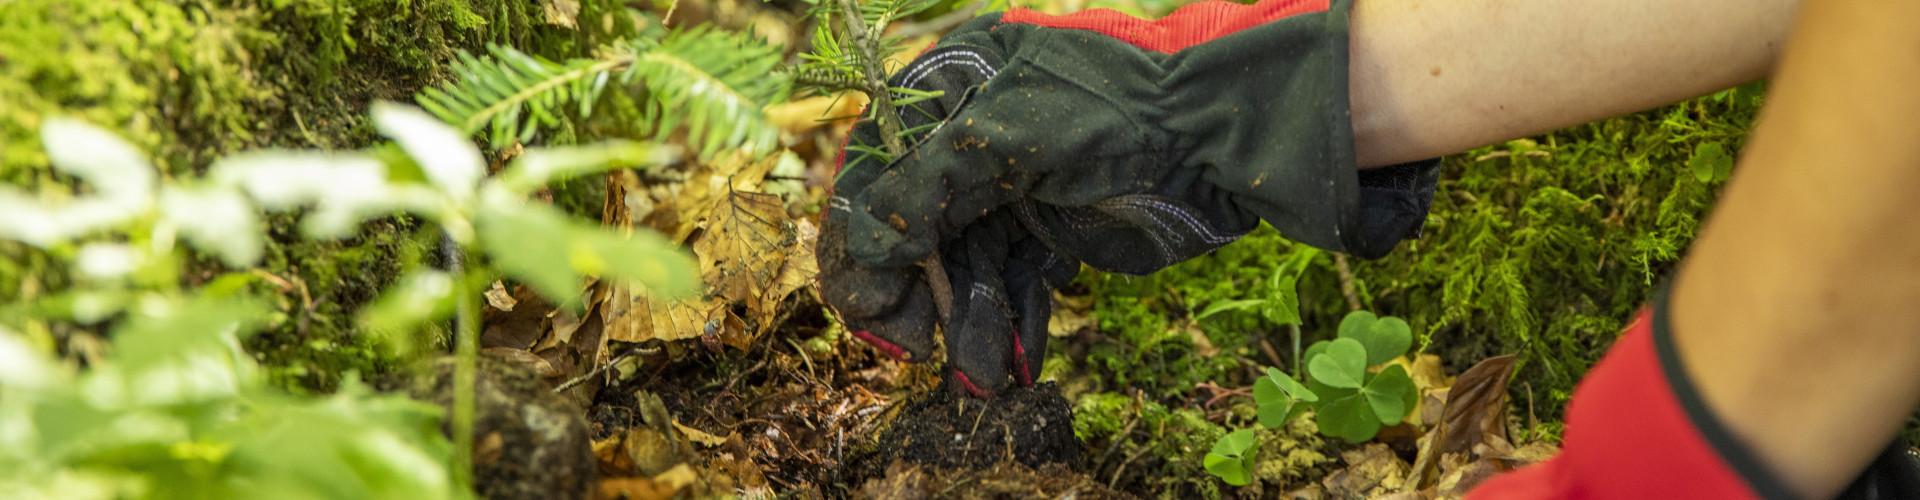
[[847, 382, 1083, 483], [415, 354, 597, 500], [855, 461, 1133, 499]]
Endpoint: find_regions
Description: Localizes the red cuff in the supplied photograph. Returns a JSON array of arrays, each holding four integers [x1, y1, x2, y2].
[[1001, 0, 1327, 54], [1468, 307, 1775, 500]]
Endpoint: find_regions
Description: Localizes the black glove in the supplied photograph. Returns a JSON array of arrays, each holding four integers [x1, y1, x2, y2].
[[821, 0, 1440, 397]]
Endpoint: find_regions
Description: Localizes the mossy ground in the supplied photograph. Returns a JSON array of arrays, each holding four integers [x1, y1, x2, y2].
[[1056, 88, 1762, 496]]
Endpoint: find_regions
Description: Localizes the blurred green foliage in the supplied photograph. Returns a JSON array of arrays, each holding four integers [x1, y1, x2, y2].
[[0, 296, 458, 500], [0, 0, 636, 391]]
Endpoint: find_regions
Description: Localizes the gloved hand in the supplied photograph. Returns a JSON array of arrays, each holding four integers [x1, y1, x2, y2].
[[821, 0, 1440, 398]]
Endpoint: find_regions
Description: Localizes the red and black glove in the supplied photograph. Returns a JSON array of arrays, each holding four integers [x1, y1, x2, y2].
[[821, 0, 1440, 397]]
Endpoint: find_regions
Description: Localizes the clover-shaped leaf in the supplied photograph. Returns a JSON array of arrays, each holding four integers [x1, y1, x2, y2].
[[1204, 428, 1258, 486], [1254, 367, 1316, 428], [1338, 311, 1412, 366], [1362, 364, 1414, 425], [1315, 389, 1379, 443], [1689, 142, 1733, 183], [1308, 338, 1367, 389]]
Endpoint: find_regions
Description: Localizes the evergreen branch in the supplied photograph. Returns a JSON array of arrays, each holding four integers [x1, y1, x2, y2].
[[836, 0, 906, 155], [417, 28, 791, 157]]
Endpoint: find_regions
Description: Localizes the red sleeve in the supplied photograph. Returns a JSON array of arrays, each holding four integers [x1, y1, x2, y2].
[[1001, 0, 1328, 54], [1468, 303, 1791, 499]]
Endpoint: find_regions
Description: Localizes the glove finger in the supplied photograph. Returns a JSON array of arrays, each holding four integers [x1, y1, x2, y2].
[[1003, 235, 1072, 387], [818, 203, 915, 318], [846, 277, 940, 363], [939, 217, 1018, 398]]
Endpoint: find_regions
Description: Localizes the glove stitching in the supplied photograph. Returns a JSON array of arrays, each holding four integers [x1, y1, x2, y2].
[[899, 49, 1000, 89], [1109, 197, 1243, 245]]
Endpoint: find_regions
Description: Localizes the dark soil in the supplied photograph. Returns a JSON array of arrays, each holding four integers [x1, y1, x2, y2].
[[854, 461, 1132, 499], [846, 382, 1083, 484]]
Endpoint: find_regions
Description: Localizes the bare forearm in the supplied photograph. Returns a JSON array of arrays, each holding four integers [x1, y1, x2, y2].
[[1672, 0, 1920, 497], [1347, 0, 1798, 167]]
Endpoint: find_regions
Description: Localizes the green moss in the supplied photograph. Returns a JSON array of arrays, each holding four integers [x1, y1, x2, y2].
[[1325, 88, 1761, 415], [1074, 391, 1231, 498], [1078, 86, 1762, 427]]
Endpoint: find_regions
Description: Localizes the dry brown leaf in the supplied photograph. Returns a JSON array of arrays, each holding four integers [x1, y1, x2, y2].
[[602, 286, 727, 345], [1048, 291, 1094, 337], [1323, 443, 1412, 498], [542, 0, 580, 28], [652, 464, 699, 492], [696, 189, 792, 303], [484, 280, 517, 311], [1438, 355, 1517, 457], [1392, 354, 1452, 427], [765, 93, 867, 136], [480, 285, 552, 350], [750, 218, 818, 334], [1405, 354, 1453, 393], [597, 477, 676, 500], [1179, 320, 1219, 358], [593, 433, 633, 472], [672, 420, 729, 448]]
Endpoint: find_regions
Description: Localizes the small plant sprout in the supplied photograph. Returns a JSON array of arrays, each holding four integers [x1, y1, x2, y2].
[[1205, 310, 1420, 486], [1203, 428, 1258, 487]]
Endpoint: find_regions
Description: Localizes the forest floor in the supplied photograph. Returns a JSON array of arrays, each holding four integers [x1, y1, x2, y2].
[[2, 0, 1773, 499]]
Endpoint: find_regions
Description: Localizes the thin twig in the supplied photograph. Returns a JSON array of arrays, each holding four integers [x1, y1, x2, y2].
[[551, 343, 662, 394], [835, 0, 954, 318], [836, 0, 905, 154], [1333, 253, 1362, 310]]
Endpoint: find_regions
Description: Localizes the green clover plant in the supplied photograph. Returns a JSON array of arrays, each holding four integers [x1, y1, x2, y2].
[[1204, 310, 1419, 487]]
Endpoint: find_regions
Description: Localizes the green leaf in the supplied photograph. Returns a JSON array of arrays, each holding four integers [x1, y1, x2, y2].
[[478, 203, 580, 303], [1204, 428, 1258, 486], [1338, 311, 1413, 366], [1303, 340, 1330, 367], [418, 29, 791, 157], [494, 141, 678, 196], [0, 119, 156, 247], [159, 186, 263, 267], [1315, 390, 1380, 442], [479, 199, 699, 304], [40, 118, 155, 205], [358, 270, 457, 351], [1362, 364, 1414, 425], [573, 227, 699, 299], [373, 102, 484, 200], [1262, 276, 1303, 326], [209, 151, 437, 240], [1259, 367, 1316, 402], [1308, 338, 1367, 389], [1254, 368, 1314, 428], [1689, 142, 1732, 183], [1196, 299, 1265, 320], [1261, 247, 1317, 326]]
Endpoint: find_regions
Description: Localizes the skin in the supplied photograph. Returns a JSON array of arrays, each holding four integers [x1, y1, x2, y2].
[[1347, 0, 1800, 168], [1667, 0, 1920, 497]]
